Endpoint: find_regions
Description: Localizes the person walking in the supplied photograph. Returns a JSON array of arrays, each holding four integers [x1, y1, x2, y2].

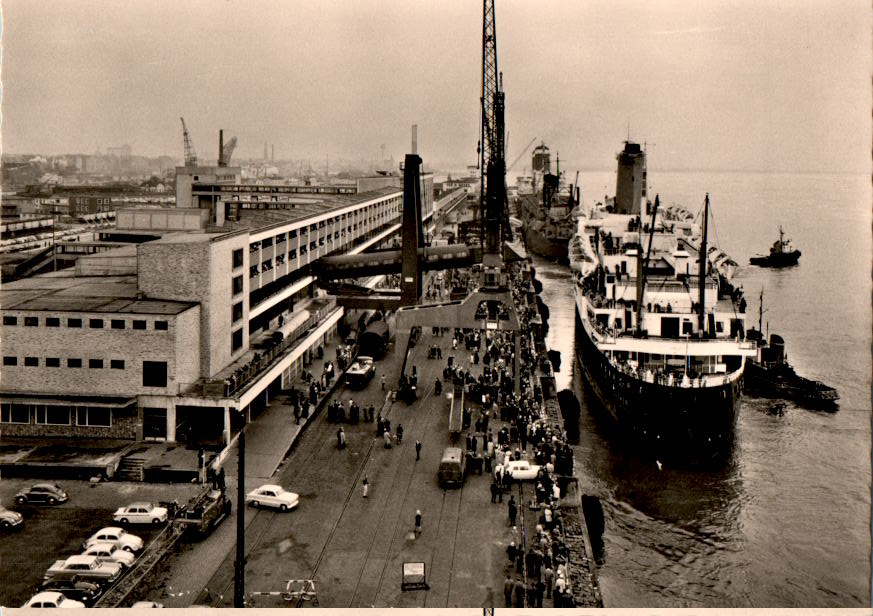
[[381, 374, 386, 390], [337, 426, 346, 449], [514, 577, 525, 607], [414, 509, 422, 535], [362, 476, 369, 498], [415, 440, 422, 461], [396, 424, 404, 445], [508, 495, 518, 527], [383, 430, 392, 448], [503, 575, 514, 607], [490, 480, 499, 503]]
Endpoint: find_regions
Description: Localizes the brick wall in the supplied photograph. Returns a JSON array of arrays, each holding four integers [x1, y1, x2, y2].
[[0, 306, 199, 396]]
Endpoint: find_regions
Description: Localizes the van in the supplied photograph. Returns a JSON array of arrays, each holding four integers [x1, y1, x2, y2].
[[438, 447, 465, 488]]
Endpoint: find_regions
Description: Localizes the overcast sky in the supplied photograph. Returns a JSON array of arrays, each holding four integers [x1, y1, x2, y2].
[[2, 0, 870, 173]]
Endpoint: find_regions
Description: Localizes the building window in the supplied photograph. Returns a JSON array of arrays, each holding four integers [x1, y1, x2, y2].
[[89, 359, 104, 369], [3, 316, 17, 326], [232, 328, 243, 352], [276, 233, 286, 244], [24, 356, 39, 367], [249, 241, 260, 253], [233, 275, 244, 295], [46, 317, 60, 327], [68, 358, 82, 368], [89, 318, 104, 329], [143, 361, 168, 387], [24, 316, 38, 327], [1, 403, 30, 424], [46, 357, 61, 367], [232, 302, 243, 323], [289, 249, 297, 259], [289, 229, 297, 238], [111, 359, 125, 370], [111, 319, 125, 330], [36, 405, 70, 425], [68, 318, 82, 328], [3, 356, 17, 366], [261, 259, 272, 271], [155, 321, 168, 331], [232, 248, 244, 269], [132, 320, 147, 330], [250, 265, 259, 278], [76, 407, 111, 427]]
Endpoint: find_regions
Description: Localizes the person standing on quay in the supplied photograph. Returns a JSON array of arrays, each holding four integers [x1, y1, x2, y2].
[[362, 475, 369, 498], [414, 509, 422, 535], [415, 440, 422, 461], [508, 495, 518, 527], [503, 575, 514, 607]]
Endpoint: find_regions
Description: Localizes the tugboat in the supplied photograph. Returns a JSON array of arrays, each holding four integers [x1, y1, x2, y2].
[[744, 290, 839, 409], [749, 226, 801, 267]]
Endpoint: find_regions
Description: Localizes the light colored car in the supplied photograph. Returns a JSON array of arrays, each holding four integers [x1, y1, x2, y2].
[[83, 527, 143, 552], [82, 541, 136, 568], [45, 554, 122, 584], [245, 484, 299, 511], [498, 459, 542, 482], [131, 601, 164, 608], [0, 505, 24, 529], [345, 356, 375, 387], [113, 502, 168, 525], [22, 591, 86, 608]]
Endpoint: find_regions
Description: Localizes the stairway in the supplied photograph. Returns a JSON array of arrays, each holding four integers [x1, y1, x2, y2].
[[115, 456, 145, 482]]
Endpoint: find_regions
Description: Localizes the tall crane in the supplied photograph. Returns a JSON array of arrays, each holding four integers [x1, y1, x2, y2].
[[479, 0, 509, 288], [507, 136, 538, 173], [180, 117, 198, 168]]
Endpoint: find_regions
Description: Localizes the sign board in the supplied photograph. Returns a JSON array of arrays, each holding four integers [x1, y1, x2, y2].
[[401, 561, 429, 591]]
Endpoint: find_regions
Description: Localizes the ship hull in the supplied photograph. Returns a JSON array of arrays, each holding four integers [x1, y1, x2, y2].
[[523, 225, 570, 263], [574, 308, 741, 454]]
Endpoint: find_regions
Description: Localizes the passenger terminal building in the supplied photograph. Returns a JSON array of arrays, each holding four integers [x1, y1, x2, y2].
[[0, 164, 442, 447]]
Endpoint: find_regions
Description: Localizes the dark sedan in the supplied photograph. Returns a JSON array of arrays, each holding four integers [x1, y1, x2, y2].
[[14, 482, 68, 505]]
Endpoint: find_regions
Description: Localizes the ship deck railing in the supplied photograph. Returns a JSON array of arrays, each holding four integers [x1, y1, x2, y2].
[[608, 358, 743, 387]]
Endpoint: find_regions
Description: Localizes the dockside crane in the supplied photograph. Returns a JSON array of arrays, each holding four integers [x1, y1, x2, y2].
[[479, 0, 511, 287], [180, 117, 198, 168]]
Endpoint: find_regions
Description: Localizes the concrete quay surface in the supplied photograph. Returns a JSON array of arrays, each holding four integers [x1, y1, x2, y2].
[[132, 277, 601, 608]]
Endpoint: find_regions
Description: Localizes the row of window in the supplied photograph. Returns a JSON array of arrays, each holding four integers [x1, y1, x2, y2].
[[4, 356, 125, 369], [2, 358, 167, 387], [1, 403, 112, 427], [2, 316, 169, 330], [247, 202, 401, 253]]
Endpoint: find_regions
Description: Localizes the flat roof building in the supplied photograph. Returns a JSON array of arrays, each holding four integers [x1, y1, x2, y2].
[[0, 173, 425, 450]]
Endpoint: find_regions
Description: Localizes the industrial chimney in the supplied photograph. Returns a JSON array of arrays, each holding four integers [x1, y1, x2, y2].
[[412, 124, 418, 155], [218, 129, 225, 167]]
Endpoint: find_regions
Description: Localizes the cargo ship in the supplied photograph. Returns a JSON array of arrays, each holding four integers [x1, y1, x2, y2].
[[515, 142, 578, 263], [569, 142, 756, 454]]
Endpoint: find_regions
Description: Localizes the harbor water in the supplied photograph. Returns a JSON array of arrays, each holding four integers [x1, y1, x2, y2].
[[532, 169, 871, 607]]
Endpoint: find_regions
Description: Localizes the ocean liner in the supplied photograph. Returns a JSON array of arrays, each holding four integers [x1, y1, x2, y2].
[[516, 142, 578, 263], [569, 142, 756, 453]]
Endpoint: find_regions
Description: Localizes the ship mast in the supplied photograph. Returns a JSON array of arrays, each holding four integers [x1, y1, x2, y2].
[[698, 194, 709, 335], [636, 195, 659, 336]]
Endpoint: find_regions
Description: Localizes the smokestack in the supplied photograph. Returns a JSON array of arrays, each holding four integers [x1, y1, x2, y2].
[[412, 124, 418, 155], [218, 129, 225, 166], [264, 141, 268, 161]]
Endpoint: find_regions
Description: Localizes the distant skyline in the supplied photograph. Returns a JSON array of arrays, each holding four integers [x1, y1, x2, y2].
[[2, 0, 871, 174]]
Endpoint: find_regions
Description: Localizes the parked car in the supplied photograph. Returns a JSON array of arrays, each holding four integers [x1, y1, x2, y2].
[[82, 541, 136, 568], [245, 484, 299, 511], [22, 591, 86, 608], [0, 505, 24, 529], [113, 502, 168, 525], [83, 527, 143, 553], [15, 483, 68, 505], [132, 601, 164, 608], [497, 459, 542, 482], [40, 575, 103, 605], [345, 355, 375, 387], [44, 555, 122, 584]]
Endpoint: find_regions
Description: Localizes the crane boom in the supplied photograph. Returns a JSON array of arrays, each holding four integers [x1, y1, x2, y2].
[[180, 117, 198, 168], [507, 136, 538, 173]]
